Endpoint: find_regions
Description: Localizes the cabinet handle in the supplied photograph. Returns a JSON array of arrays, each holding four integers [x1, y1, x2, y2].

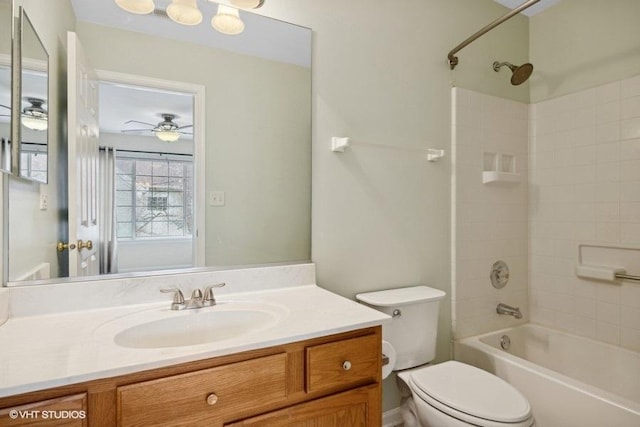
[[342, 360, 352, 371], [206, 393, 219, 406]]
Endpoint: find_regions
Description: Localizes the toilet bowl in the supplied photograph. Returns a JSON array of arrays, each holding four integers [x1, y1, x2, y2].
[[397, 361, 534, 427], [355, 286, 535, 427]]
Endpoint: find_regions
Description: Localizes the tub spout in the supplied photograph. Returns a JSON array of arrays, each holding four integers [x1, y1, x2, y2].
[[497, 303, 522, 319]]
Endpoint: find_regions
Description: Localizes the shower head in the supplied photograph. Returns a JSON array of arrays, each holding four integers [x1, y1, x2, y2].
[[493, 61, 534, 85]]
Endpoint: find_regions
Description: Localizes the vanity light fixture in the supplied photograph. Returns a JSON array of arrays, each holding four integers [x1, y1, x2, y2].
[[167, 0, 203, 26], [211, 4, 245, 35], [114, 0, 155, 15], [154, 129, 181, 142], [21, 98, 48, 131], [229, 0, 265, 9]]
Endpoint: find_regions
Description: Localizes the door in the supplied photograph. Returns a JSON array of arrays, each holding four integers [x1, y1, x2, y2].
[[66, 32, 99, 277]]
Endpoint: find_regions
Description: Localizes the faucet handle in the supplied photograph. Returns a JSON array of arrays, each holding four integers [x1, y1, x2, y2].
[[203, 283, 226, 306], [161, 288, 186, 310]]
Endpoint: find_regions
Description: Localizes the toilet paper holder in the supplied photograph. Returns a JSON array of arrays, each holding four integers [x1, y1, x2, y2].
[[382, 354, 390, 366]]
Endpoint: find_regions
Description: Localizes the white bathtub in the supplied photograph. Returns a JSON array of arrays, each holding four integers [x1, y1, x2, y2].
[[454, 324, 640, 427]]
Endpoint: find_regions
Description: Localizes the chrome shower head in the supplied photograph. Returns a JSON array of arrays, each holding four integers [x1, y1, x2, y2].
[[493, 61, 534, 86]]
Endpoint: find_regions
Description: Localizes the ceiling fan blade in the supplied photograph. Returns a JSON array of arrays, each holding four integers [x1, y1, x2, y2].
[[177, 124, 193, 130], [0, 104, 10, 111], [124, 120, 156, 127], [177, 131, 193, 135], [121, 129, 153, 133]]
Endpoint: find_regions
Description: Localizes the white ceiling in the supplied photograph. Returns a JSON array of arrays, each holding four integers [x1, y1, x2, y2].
[[70, 0, 311, 68], [492, 0, 563, 16], [99, 81, 193, 139]]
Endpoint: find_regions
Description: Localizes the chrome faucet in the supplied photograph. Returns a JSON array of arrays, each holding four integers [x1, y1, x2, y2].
[[161, 283, 226, 310], [496, 303, 522, 319]]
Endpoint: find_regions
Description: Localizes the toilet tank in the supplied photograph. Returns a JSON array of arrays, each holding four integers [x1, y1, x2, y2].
[[356, 286, 446, 370]]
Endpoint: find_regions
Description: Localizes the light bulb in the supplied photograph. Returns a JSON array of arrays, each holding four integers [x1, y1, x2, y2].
[[229, 0, 264, 9], [114, 0, 155, 15], [211, 5, 245, 35], [167, 0, 203, 26]]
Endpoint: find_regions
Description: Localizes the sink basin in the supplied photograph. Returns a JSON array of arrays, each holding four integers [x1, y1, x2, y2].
[[109, 301, 287, 349]]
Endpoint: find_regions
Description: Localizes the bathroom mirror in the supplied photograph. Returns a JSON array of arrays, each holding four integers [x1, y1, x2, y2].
[[18, 8, 48, 183], [0, 0, 12, 174], [5, 0, 311, 285]]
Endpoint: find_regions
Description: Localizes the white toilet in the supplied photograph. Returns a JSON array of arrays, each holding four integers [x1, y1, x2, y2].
[[356, 286, 534, 427]]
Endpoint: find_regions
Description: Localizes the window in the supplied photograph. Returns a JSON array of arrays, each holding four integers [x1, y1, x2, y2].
[[19, 144, 48, 182], [115, 154, 193, 239]]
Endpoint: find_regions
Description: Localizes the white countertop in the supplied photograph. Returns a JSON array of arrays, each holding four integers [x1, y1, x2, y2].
[[0, 285, 389, 398]]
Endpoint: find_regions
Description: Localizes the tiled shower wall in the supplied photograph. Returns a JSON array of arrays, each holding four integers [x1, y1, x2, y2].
[[529, 75, 640, 352], [452, 88, 529, 339]]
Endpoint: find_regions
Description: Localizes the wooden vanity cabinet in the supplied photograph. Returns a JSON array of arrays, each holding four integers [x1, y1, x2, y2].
[[0, 327, 382, 427]]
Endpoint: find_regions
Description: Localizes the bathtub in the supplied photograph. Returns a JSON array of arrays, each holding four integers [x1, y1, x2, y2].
[[454, 324, 640, 427]]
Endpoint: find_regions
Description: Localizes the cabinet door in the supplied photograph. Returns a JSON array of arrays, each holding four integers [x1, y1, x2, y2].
[[306, 334, 379, 394], [0, 393, 87, 426], [226, 385, 380, 427]]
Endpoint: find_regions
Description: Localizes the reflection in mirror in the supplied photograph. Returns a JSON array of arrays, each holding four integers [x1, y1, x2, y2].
[[100, 80, 196, 274], [19, 9, 48, 183], [5, 0, 311, 286], [0, 0, 12, 174]]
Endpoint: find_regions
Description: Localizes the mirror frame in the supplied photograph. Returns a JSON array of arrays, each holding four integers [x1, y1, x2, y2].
[[0, 0, 13, 175], [16, 6, 49, 184]]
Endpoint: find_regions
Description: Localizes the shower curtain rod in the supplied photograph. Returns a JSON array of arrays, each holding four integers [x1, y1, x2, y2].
[[447, 0, 541, 70]]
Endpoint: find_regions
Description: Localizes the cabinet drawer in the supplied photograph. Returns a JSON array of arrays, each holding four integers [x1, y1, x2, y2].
[[306, 334, 379, 394], [226, 385, 378, 427], [118, 353, 287, 427], [0, 393, 87, 427]]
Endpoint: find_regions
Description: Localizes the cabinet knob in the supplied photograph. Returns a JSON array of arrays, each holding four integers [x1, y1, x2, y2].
[[206, 393, 219, 406], [342, 360, 352, 371]]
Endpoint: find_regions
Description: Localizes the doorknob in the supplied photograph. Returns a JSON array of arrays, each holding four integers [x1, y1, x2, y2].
[[77, 240, 93, 250], [57, 242, 77, 252]]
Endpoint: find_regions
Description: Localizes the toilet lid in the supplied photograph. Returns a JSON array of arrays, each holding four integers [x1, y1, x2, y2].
[[410, 361, 532, 424]]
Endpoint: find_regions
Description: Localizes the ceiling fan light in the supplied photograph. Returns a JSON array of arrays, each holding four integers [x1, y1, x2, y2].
[[211, 5, 245, 35], [21, 98, 48, 131], [228, 0, 264, 9], [167, 0, 203, 26], [114, 0, 155, 15], [21, 113, 48, 131], [154, 129, 181, 142]]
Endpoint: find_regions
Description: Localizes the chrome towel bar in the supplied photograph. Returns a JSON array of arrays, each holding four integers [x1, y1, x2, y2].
[[615, 273, 640, 282]]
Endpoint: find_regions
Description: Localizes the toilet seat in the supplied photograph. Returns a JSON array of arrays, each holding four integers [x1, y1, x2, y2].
[[406, 361, 534, 427]]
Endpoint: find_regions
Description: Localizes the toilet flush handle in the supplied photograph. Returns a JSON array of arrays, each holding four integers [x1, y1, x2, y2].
[[392, 309, 402, 318]]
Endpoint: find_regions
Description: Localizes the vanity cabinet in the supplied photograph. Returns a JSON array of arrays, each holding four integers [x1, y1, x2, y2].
[[0, 327, 381, 427], [0, 393, 87, 426]]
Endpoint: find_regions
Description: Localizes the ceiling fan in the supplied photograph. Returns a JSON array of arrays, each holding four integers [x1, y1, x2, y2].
[[0, 98, 49, 131], [121, 113, 192, 142]]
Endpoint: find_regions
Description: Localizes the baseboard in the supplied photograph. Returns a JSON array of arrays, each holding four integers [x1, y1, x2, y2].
[[383, 407, 403, 427]]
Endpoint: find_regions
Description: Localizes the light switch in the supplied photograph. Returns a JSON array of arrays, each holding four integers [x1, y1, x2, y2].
[[209, 190, 225, 207], [39, 193, 48, 211]]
